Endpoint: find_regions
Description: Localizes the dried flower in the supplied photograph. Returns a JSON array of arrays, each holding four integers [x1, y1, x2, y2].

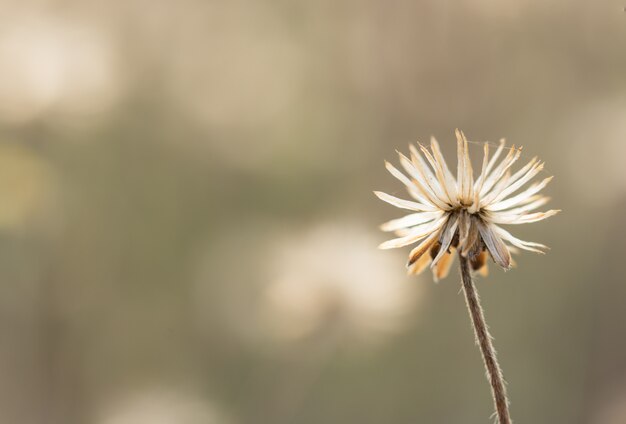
[[375, 129, 559, 281]]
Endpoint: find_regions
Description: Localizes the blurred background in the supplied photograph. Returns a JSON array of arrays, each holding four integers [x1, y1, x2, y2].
[[0, 0, 625, 423]]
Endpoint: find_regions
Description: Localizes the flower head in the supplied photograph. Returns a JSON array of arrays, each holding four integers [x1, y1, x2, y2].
[[375, 129, 559, 281]]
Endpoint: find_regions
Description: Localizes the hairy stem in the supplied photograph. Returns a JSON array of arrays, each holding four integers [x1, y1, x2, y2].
[[459, 253, 512, 424]]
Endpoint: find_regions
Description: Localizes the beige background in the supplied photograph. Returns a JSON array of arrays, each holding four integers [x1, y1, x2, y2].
[[0, 1, 625, 423]]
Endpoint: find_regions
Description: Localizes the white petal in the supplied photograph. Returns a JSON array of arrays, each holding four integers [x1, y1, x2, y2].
[[474, 142, 490, 191], [513, 210, 560, 223], [491, 225, 548, 253], [470, 142, 491, 212], [419, 141, 455, 205], [385, 160, 412, 187], [480, 145, 522, 198], [430, 137, 459, 203], [385, 161, 431, 205], [374, 191, 437, 212], [474, 139, 506, 193], [456, 129, 474, 204], [407, 145, 450, 207], [480, 157, 536, 206], [492, 196, 550, 215], [380, 211, 443, 232], [409, 143, 437, 182], [399, 150, 449, 210], [485, 160, 544, 206], [505, 156, 538, 187], [482, 170, 512, 206], [461, 131, 474, 202], [379, 217, 447, 249], [486, 176, 553, 211], [488, 209, 560, 225]]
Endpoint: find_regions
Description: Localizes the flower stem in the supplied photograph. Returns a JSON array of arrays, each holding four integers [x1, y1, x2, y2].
[[458, 253, 512, 424]]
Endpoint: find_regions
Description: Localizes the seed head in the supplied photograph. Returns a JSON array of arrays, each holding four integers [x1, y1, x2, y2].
[[375, 129, 560, 280]]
